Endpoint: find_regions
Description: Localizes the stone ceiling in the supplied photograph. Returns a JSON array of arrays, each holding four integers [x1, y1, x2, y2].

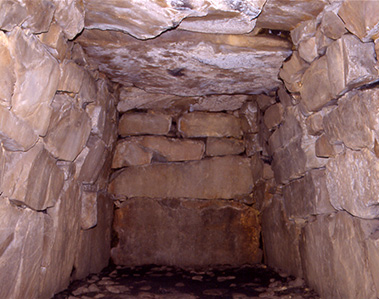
[[75, 0, 327, 97]]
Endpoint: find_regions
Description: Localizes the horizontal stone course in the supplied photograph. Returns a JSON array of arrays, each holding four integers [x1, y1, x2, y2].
[[118, 113, 172, 136], [109, 156, 253, 200]]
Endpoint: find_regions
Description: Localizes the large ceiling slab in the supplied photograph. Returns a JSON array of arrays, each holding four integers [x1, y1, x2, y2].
[[77, 29, 292, 96]]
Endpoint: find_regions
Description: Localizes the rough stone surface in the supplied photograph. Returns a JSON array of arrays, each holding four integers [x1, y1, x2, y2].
[[189, 95, 250, 112], [178, 112, 242, 138], [44, 94, 92, 161], [263, 103, 284, 130], [320, 11, 346, 40], [300, 212, 376, 299], [0, 106, 38, 151], [240, 101, 259, 134], [206, 138, 245, 156], [298, 37, 318, 63], [77, 29, 292, 96], [81, 189, 98, 230], [256, 0, 326, 31], [112, 139, 153, 168], [283, 169, 334, 219], [338, 0, 379, 42], [38, 22, 69, 61], [290, 19, 317, 47], [0, 31, 15, 107], [315, 134, 343, 158], [83, 0, 266, 39], [0, 142, 64, 211], [54, 0, 85, 40], [40, 180, 81, 298], [323, 90, 373, 150], [58, 60, 85, 93], [279, 51, 309, 93], [261, 196, 303, 278], [244, 133, 262, 157], [305, 112, 324, 136], [9, 27, 60, 136], [73, 192, 113, 280], [299, 56, 333, 112], [0, 198, 46, 299], [326, 148, 379, 219], [119, 113, 172, 137], [109, 156, 253, 200], [326, 34, 377, 97], [112, 198, 261, 267]]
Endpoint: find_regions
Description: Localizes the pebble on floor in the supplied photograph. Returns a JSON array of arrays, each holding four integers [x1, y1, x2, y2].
[[53, 264, 320, 299]]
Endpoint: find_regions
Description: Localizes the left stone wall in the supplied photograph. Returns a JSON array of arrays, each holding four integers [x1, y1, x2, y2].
[[0, 4, 118, 298]]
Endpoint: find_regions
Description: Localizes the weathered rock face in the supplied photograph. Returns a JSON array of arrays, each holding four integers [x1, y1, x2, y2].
[[119, 113, 172, 137], [112, 198, 261, 267], [77, 29, 292, 96], [109, 156, 253, 200]]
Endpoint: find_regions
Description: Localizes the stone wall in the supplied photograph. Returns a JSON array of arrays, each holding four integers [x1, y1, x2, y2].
[[108, 95, 264, 268], [260, 1, 379, 298], [0, 11, 118, 299]]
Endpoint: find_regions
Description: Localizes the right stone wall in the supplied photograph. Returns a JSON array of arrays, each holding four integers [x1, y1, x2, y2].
[[260, 2, 379, 298]]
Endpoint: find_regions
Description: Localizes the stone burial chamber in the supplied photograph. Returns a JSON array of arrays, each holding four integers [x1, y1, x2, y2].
[[1, 0, 379, 298]]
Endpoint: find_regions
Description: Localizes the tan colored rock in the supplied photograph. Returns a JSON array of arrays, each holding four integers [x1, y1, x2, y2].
[[58, 60, 85, 93], [0, 0, 55, 33], [363, 219, 379, 298], [255, 94, 276, 111], [109, 156, 253, 200], [141, 136, 205, 162], [76, 135, 109, 184], [277, 85, 294, 108], [40, 180, 81, 298], [77, 29, 292, 96], [300, 212, 376, 299], [279, 51, 309, 93], [326, 34, 377, 97], [54, 0, 85, 40], [263, 103, 284, 130], [261, 196, 303, 277], [1, 142, 64, 211], [323, 91, 373, 150], [0, 106, 38, 151], [79, 70, 97, 106], [112, 198, 261, 267], [240, 101, 259, 134], [0, 198, 46, 299], [315, 134, 342, 158], [112, 138, 152, 169], [83, 0, 266, 39], [81, 189, 98, 230], [73, 192, 113, 280], [190, 94, 250, 112], [0, 32, 15, 107], [326, 148, 379, 219], [256, 0, 326, 31], [206, 138, 244, 156], [262, 163, 274, 180], [305, 112, 324, 136], [179, 112, 242, 138], [44, 94, 92, 161], [38, 22, 70, 61], [283, 169, 334, 219], [244, 133, 263, 156], [9, 27, 60, 136], [251, 154, 264, 185], [338, 0, 379, 42], [298, 37, 318, 63], [299, 56, 333, 112], [320, 11, 346, 40], [315, 26, 333, 55], [290, 19, 317, 46], [119, 112, 171, 137]]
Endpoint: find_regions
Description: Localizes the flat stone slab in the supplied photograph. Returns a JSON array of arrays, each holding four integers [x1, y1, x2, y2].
[[111, 198, 261, 267], [108, 156, 253, 200]]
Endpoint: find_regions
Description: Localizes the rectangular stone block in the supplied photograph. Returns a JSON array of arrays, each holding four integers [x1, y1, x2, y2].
[[261, 196, 303, 278], [111, 198, 261, 267], [206, 137, 244, 156], [118, 112, 171, 136], [300, 212, 376, 299], [109, 156, 253, 200], [1, 142, 64, 211], [283, 169, 334, 219], [178, 112, 242, 138]]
